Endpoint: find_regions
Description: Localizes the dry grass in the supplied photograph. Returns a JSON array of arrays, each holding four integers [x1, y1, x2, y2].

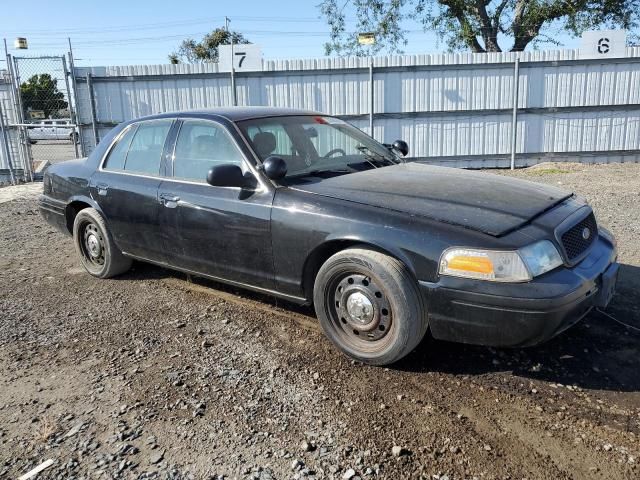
[[33, 415, 57, 444]]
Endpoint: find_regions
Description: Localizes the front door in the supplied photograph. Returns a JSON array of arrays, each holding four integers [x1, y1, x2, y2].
[[89, 119, 174, 261], [157, 119, 275, 290]]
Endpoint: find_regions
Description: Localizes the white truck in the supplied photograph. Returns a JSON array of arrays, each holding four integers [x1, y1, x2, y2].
[[27, 119, 78, 143]]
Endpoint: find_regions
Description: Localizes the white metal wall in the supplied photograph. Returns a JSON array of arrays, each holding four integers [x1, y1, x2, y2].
[[74, 47, 640, 167]]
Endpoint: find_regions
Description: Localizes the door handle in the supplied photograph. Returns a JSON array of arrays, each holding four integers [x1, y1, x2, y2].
[[96, 183, 109, 196], [159, 193, 180, 208]]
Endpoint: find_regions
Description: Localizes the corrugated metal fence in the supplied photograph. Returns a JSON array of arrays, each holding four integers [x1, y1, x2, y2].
[[4, 47, 640, 182], [74, 48, 640, 168]]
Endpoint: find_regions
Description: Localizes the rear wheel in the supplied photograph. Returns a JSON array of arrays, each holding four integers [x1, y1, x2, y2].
[[313, 248, 428, 365], [73, 207, 131, 278]]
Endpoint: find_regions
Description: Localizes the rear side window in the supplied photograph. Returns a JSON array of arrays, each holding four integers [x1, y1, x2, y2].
[[104, 126, 137, 171], [125, 121, 172, 175], [172, 120, 244, 182], [103, 120, 172, 175]]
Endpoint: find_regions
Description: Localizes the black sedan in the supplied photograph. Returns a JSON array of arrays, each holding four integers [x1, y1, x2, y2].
[[39, 107, 619, 365]]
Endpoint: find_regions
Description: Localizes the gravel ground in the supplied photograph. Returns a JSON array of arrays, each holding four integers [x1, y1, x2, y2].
[[0, 162, 639, 480]]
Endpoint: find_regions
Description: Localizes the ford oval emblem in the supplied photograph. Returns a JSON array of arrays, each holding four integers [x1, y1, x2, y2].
[[582, 227, 591, 240]]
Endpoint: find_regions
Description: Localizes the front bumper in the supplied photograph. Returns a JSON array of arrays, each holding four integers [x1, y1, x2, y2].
[[421, 235, 618, 347]]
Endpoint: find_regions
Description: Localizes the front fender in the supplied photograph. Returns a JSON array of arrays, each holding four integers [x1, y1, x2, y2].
[[272, 189, 447, 299], [320, 232, 420, 279]]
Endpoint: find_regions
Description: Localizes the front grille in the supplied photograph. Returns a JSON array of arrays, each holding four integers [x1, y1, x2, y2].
[[560, 212, 598, 261]]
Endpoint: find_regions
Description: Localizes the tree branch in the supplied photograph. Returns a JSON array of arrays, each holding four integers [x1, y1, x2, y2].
[[474, 0, 501, 52], [440, 0, 486, 52], [493, 0, 509, 27]]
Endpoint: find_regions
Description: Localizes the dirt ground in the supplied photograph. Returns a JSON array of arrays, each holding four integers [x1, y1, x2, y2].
[[0, 162, 639, 480]]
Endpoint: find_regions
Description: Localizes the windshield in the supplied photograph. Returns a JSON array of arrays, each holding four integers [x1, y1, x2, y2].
[[237, 115, 400, 183]]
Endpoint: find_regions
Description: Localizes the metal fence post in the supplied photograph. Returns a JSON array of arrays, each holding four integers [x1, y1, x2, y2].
[[61, 55, 79, 159], [0, 99, 16, 185], [369, 58, 374, 138], [230, 67, 237, 106], [86, 73, 99, 148], [510, 56, 520, 170], [68, 38, 85, 157]]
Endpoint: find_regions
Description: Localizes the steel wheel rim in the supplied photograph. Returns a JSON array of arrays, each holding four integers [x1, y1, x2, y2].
[[327, 272, 393, 352], [80, 222, 105, 267]]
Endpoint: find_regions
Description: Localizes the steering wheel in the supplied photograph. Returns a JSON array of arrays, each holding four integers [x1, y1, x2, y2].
[[323, 148, 347, 158]]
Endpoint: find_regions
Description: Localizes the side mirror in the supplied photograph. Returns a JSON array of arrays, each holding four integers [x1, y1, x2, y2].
[[206, 164, 249, 188], [392, 140, 409, 157], [262, 156, 287, 180]]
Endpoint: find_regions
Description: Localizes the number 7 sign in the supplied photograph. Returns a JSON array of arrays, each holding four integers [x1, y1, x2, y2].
[[219, 45, 263, 72]]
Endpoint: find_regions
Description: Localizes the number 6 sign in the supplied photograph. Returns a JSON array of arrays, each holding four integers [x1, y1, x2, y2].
[[580, 30, 626, 59], [219, 44, 263, 72]]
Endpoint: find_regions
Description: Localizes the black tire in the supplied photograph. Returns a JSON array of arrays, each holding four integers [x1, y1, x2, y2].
[[72, 207, 131, 278], [313, 248, 428, 365], [70, 132, 79, 144]]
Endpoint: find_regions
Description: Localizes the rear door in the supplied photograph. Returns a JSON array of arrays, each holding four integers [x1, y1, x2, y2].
[[40, 121, 54, 139], [89, 119, 174, 261], [28, 122, 43, 140], [53, 121, 67, 140], [45, 121, 57, 139], [157, 118, 275, 289]]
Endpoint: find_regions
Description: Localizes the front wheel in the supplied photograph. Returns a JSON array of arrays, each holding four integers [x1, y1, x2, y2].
[[313, 248, 428, 365], [73, 207, 131, 278]]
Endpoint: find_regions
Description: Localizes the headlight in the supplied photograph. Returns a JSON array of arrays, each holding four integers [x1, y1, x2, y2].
[[439, 240, 563, 282], [519, 240, 563, 277], [439, 248, 531, 282]]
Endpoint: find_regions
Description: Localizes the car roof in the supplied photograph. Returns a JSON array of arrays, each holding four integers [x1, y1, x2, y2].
[[133, 107, 323, 123]]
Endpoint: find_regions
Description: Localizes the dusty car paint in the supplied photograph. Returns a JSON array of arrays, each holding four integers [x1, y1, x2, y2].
[[39, 108, 618, 348]]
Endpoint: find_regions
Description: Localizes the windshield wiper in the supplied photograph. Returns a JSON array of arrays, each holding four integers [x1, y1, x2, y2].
[[356, 145, 398, 167], [288, 168, 352, 179]]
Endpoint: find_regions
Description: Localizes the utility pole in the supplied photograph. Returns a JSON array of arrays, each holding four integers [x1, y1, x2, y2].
[[225, 16, 237, 106]]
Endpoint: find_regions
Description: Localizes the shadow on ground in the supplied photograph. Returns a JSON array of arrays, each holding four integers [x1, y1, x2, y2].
[[399, 263, 640, 394], [120, 260, 640, 393]]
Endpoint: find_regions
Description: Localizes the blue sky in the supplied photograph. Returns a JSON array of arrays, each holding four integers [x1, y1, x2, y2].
[[1, 0, 582, 67]]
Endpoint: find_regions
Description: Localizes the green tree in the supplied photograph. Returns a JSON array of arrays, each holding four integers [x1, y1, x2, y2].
[[20, 74, 68, 118], [169, 27, 250, 63], [319, 0, 640, 55]]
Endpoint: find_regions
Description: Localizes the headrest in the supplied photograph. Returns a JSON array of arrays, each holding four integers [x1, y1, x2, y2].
[[252, 131, 276, 157], [194, 135, 216, 152]]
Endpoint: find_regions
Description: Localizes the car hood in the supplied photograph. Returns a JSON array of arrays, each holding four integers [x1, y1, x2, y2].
[[291, 163, 573, 236]]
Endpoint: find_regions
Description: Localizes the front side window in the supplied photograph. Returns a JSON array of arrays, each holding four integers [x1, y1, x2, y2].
[[238, 116, 399, 183], [172, 120, 244, 182]]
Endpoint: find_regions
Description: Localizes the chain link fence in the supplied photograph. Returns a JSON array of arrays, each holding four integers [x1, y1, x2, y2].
[[12, 56, 80, 171]]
